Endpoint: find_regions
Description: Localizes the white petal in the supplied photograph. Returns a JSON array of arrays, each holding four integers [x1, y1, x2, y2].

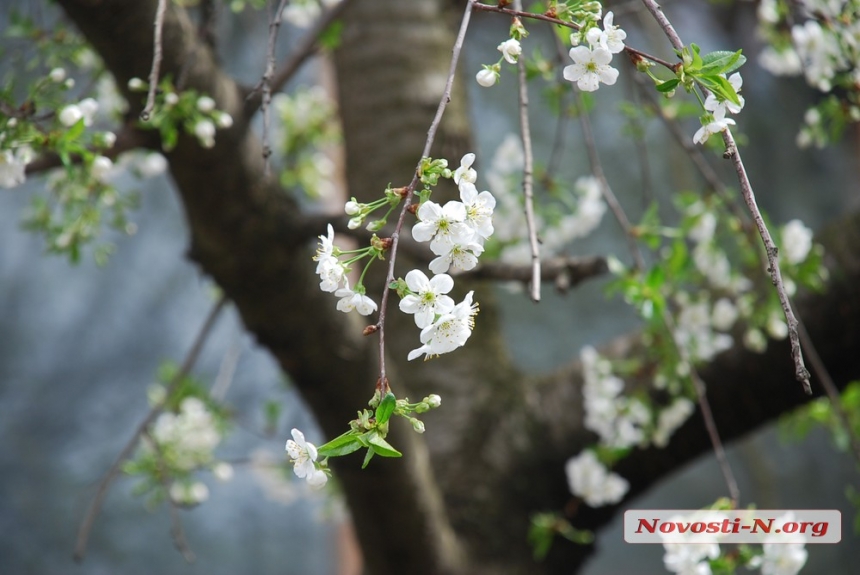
[[429, 273, 454, 293], [405, 269, 430, 292]]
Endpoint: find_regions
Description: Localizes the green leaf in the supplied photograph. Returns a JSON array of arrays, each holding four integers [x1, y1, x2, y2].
[[701, 50, 746, 75], [656, 78, 680, 93], [361, 447, 375, 469], [697, 74, 740, 106], [375, 391, 396, 425], [700, 50, 739, 75], [366, 432, 402, 458], [317, 431, 363, 457]]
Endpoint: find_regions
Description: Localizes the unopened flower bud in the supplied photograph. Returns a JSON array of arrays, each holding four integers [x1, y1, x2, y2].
[[476, 68, 498, 88], [407, 203, 419, 215], [345, 200, 361, 215], [128, 77, 147, 91], [49, 67, 66, 82], [410, 418, 425, 434], [196, 96, 216, 112], [363, 324, 379, 336], [426, 394, 441, 408]]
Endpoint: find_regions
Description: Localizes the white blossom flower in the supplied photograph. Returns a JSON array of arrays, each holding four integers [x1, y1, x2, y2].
[[497, 38, 523, 64], [334, 281, 377, 316], [313, 224, 346, 292], [755, 541, 808, 575], [128, 77, 147, 91], [216, 112, 233, 128], [407, 291, 478, 360], [428, 241, 484, 274], [744, 328, 768, 353], [78, 98, 99, 126], [285, 428, 327, 488], [58, 104, 83, 127], [0, 147, 32, 189], [91, 155, 113, 182], [781, 219, 813, 264], [476, 68, 498, 87], [150, 396, 222, 471], [593, 11, 627, 54], [693, 112, 736, 145], [766, 311, 789, 340], [213, 462, 234, 481], [196, 96, 216, 113], [792, 20, 843, 91], [652, 398, 695, 448], [704, 72, 745, 117], [459, 181, 496, 242], [758, 46, 803, 76], [170, 481, 210, 505], [137, 152, 168, 178], [711, 298, 738, 331], [453, 153, 477, 185], [399, 270, 456, 328], [194, 119, 216, 148], [565, 450, 629, 507], [412, 200, 472, 254], [49, 67, 66, 82], [563, 45, 619, 92]]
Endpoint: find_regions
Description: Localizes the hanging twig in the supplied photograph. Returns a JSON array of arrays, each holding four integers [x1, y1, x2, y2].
[[141, 0, 169, 122], [512, 2, 540, 302], [259, 0, 291, 176], [638, 0, 811, 394], [73, 295, 228, 562], [374, 0, 475, 393], [244, 0, 354, 117], [575, 91, 645, 271]]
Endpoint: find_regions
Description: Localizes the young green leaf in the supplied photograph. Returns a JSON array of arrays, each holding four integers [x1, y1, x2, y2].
[[317, 431, 363, 457], [361, 447, 375, 469], [656, 78, 680, 93], [367, 432, 402, 458], [375, 391, 396, 425]]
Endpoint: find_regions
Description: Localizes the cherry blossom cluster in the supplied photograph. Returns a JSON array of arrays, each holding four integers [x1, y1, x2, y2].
[[661, 509, 808, 575], [564, 450, 628, 507], [486, 134, 607, 267], [404, 153, 494, 360], [679, 201, 822, 357], [756, 0, 860, 147], [125, 393, 233, 507], [563, 11, 626, 92]]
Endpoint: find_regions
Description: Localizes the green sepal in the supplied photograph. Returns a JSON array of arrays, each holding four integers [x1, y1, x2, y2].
[[317, 431, 363, 457], [375, 392, 397, 425]]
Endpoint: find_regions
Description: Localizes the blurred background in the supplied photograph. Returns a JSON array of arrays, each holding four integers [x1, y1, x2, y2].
[[1, 1, 858, 573]]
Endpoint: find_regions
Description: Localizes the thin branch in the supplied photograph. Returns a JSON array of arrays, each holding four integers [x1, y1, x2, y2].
[[512, 1, 540, 302], [375, 0, 474, 393], [25, 124, 157, 176], [462, 255, 608, 289], [73, 295, 228, 562], [141, 0, 169, 122], [211, 332, 243, 402], [575, 91, 645, 270], [722, 131, 811, 393], [472, 2, 678, 70], [639, 0, 811, 394], [243, 0, 353, 117], [260, 0, 291, 176]]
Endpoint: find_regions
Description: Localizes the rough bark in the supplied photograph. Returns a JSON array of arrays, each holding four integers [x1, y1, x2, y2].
[[52, 1, 860, 574]]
